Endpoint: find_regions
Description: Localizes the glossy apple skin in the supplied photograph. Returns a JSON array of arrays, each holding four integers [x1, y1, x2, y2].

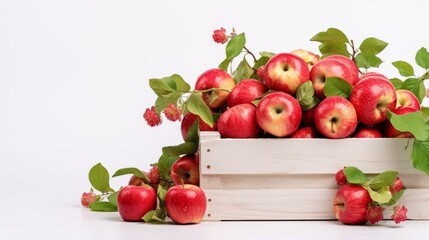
[[324, 55, 359, 84], [310, 57, 358, 99], [263, 53, 310, 95], [218, 103, 262, 138], [290, 49, 320, 70], [353, 126, 383, 138], [194, 68, 235, 109], [171, 154, 199, 186], [359, 72, 388, 81], [180, 112, 217, 141], [256, 92, 302, 137], [314, 96, 357, 139], [350, 76, 397, 126], [333, 184, 372, 225], [290, 126, 319, 138], [396, 89, 421, 110], [384, 107, 418, 138], [117, 185, 157, 222], [226, 79, 268, 107], [165, 184, 207, 224], [128, 170, 158, 191]]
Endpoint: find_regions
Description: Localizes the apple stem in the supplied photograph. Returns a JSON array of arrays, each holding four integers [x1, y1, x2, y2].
[[243, 46, 257, 63], [349, 40, 363, 74], [181, 178, 185, 188], [331, 118, 337, 134]]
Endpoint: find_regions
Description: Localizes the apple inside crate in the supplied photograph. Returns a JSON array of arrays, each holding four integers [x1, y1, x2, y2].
[[199, 131, 429, 221]]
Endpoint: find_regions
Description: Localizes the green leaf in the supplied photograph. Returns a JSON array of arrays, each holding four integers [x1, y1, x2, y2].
[[385, 188, 406, 206], [400, 78, 425, 102], [368, 171, 398, 190], [112, 167, 148, 182], [412, 140, 429, 175], [154, 92, 182, 113], [218, 58, 231, 71], [319, 43, 350, 58], [296, 81, 320, 110], [344, 166, 368, 184], [310, 28, 349, 44], [387, 110, 429, 141], [162, 142, 198, 157], [186, 93, 214, 127], [218, 33, 246, 71], [185, 120, 199, 144], [323, 77, 352, 98], [88, 163, 113, 193], [143, 209, 166, 223], [416, 47, 429, 69], [355, 53, 383, 69], [107, 191, 118, 207], [359, 37, 388, 56], [149, 78, 175, 96], [157, 153, 179, 180], [250, 56, 271, 79], [233, 57, 254, 83], [89, 202, 118, 212], [366, 186, 392, 204], [392, 61, 415, 77], [390, 78, 403, 89], [169, 74, 191, 92], [226, 33, 246, 60]]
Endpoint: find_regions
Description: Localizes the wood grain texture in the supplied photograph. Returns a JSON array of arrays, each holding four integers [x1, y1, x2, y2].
[[199, 132, 429, 221], [203, 189, 429, 221]]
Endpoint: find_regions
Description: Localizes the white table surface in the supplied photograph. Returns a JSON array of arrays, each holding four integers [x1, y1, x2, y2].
[[2, 183, 429, 240]]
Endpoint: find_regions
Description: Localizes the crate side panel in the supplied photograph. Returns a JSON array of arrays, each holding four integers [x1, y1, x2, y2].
[[200, 173, 429, 190], [200, 137, 414, 175], [203, 189, 429, 221]]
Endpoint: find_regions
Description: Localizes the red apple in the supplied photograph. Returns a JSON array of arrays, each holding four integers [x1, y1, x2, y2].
[[333, 184, 372, 225], [194, 68, 236, 109], [300, 107, 316, 127], [180, 112, 217, 141], [117, 185, 157, 222], [290, 126, 319, 138], [263, 53, 310, 95], [255, 91, 302, 137], [350, 76, 397, 125], [217, 103, 262, 138], [171, 154, 199, 186], [290, 49, 320, 70], [314, 96, 357, 139], [384, 106, 418, 138], [310, 56, 359, 99], [324, 55, 359, 83], [165, 184, 207, 224], [226, 79, 268, 107], [359, 72, 388, 81], [396, 89, 421, 110], [353, 126, 383, 138]]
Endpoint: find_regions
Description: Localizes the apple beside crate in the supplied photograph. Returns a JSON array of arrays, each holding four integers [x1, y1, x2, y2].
[[199, 131, 429, 221]]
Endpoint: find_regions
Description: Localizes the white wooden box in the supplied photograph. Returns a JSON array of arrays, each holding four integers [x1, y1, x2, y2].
[[199, 131, 429, 221]]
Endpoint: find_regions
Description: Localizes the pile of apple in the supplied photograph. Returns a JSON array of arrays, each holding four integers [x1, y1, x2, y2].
[[196, 51, 419, 140]]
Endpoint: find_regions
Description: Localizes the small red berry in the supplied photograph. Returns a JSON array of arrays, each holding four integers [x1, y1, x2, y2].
[[143, 106, 162, 127], [392, 205, 408, 224], [212, 27, 228, 44], [148, 166, 160, 184], [366, 205, 384, 224], [390, 177, 404, 193], [163, 103, 181, 122], [81, 192, 97, 208], [335, 168, 347, 185]]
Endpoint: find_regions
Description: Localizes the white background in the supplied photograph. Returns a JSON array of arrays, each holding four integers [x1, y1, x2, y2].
[[1, 0, 429, 239]]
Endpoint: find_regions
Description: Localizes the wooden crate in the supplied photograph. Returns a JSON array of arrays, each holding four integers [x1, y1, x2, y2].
[[199, 131, 429, 221]]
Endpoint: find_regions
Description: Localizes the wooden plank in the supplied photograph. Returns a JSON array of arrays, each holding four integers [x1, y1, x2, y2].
[[203, 189, 429, 221], [200, 173, 429, 190], [199, 132, 415, 175]]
